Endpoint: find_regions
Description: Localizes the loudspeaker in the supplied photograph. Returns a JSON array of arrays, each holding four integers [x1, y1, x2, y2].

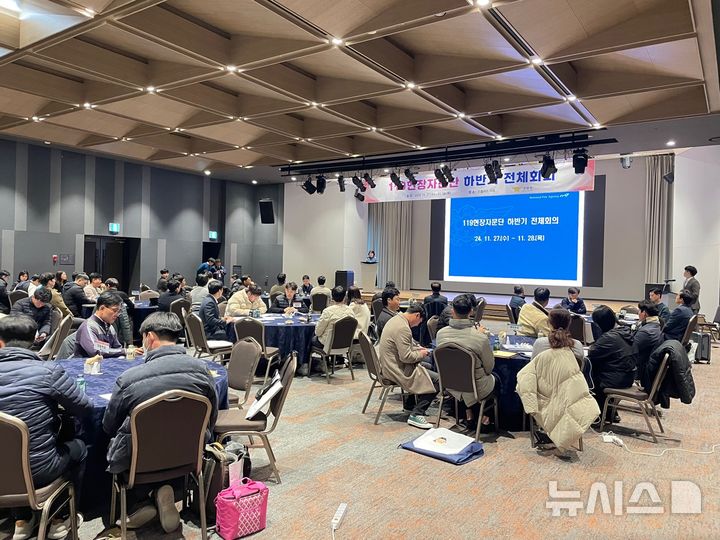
[[335, 270, 354, 289], [258, 199, 274, 224]]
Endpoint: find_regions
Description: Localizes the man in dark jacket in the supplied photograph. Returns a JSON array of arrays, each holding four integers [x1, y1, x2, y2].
[[633, 300, 664, 384], [200, 280, 233, 341], [0, 269, 10, 314], [423, 282, 448, 307], [509, 286, 526, 311], [0, 316, 92, 538], [663, 290, 695, 342], [269, 282, 309, 314], [561, 287, 587, 314], [588, 305, 638, 419], [157, 278, 186, 312], [648, 288, 671, 325], [62, 273, 92, 317], [10, 287, 53, 345], [103, 311, 218, 532], [376, 287, 400, 337]]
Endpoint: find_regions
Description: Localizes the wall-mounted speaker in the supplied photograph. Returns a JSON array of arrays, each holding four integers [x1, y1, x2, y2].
[[259, 198, 275, 224]]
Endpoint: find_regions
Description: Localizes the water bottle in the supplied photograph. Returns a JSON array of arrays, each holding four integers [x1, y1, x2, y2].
[[76, 374, 86, 393]]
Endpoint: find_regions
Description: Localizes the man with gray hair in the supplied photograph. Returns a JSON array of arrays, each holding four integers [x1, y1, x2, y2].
[[103, 311, 218, 532]]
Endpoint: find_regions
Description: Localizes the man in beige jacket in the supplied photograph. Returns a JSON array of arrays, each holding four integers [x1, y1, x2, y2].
[[518, 287, 552, 337], [378, 303, 438, 429], [226, 284, 267, 317]]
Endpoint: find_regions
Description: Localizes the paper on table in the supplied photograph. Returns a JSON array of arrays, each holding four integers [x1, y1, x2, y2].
[[99, 393, 113, 400], [493, 350, 518, 359]]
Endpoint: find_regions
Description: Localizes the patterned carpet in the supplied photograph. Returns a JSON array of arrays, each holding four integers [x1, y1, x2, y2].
[[2, 340, 717, 540]]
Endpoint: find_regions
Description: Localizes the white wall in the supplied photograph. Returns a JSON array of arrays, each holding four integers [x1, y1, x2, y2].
[[673, 146, 720, 313], [282, 182, 368, 286]]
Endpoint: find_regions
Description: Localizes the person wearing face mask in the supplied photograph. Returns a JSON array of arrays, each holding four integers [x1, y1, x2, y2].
[[102, 312, 218, 533]]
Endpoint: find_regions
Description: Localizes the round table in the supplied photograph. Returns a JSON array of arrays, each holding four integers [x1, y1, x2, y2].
[[58, 357, 228, 515], [258, 313, 319, 365]]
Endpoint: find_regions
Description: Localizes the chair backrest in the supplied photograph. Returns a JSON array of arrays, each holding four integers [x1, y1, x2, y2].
[[713, 306, 720, 325], [266, 353, 297, 433], [426, 315, 440, 340], [234, 317, 266, 353], [139, 290, 159, 301], [218, 301, 227, 318], [8, 290, 27, 306], [621, 304, 640, 315], [185, 312, 209, 351], [227, 337, 263, 407], [311, 293, 328, 312], [48, 314, 73, 360], [647, 353, 671, 402], [55, 332, 77, 360], [505, 304, 517, 324], [128, 390, 211, 489], [328, 316, 358, 353], [49, 307, 63, 334], [0, 412, 37, 509], [423, 300, 446, 319], [568, 314, 585, 343], [269, 291, 282, 305], [170, 298, 191, 327], [358, 331, 379, 381], [473, 297, 487, 324], [371, 298, 383, 321], [434, 343, 477, 395], [680, 314, 698, 346]]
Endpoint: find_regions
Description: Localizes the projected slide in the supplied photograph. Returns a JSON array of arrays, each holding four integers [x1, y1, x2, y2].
[[444, 192, 584, 285]]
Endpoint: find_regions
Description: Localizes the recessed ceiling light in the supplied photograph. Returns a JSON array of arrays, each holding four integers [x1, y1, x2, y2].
[[227, 115, 235, 120], [457, 112, 466, 118], [31, 116, 40, 122], [666, 140, 676, 147], [291, 176, 297, 181], [370, 127, 377, 131], [83, 102, 92, 109], [204, 170, 211, 176], [503, 157, 510, 162], [251, 179, 258, 184], [531, 58, 543, 65], [405, 82, 416, 89], [439, 163, 445, 168], [81, 8, 95, 17], [383, 169, 390, 173], [330, 37, 344, 46], [592, 123, 602, 129], [476, 0, 491, 6], [225, 65, 238, 72], [310, 102, 318, 107], [495, 135, 503, 140], [566, 95, 577, 102], [234, 145, 240, 149], [145, 86, 156, 93], [245, 165, 254, 169], [43, 141, 51, 145]]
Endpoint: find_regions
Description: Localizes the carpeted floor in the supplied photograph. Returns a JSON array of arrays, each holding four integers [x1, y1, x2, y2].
[[2, 335, 717, 540]]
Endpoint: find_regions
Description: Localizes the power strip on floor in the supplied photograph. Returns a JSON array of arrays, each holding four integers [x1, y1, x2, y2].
[[331, 502, 347, 538]]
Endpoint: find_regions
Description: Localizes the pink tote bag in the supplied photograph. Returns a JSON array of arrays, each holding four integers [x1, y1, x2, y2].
[[215, 477, 268, 539]]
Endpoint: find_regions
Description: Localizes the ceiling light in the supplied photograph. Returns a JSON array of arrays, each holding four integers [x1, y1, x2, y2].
[[310, 102, 318, 107], [43, 141, 51, 145], [316, 175, 327, 194], [363, 172, 376, 188], [404, 168, 417, 185], [352, 175, 366, 192], [592, 123, 602, 129], [204, 170, 211, 176], [31, 116, 41, 122], [146, 86, 156, 93], [245, 165, 254, 168], [620, 155, 633, 170], [330, 37, 344, 46], [301, 177, 317, 194], [439, 163, 445, 168], [291, 176, 297, 181], [457, 112, 466, 118], [225, 65, 238, 72], [234, 145, 240, 149], [405, 82, 416, 89], [383, 168, 390, 173], [334, 173, 340, 177], [354, 189, 365, 202], [495, 135, 503, 140], [476, 0, 491, 5], [338, 175, 346, 192], [503, 157, 510, 162], [370, 127, 377, 131], [435, 168, 449, 188], [251, 180, 258, 185], [531, 58, 543, 65], [666, 140, 676, 147], [83, 102, 92, 109], [540, 155, 557, 179], [573, 148, 589, 174], [390, 172, 404, 190], [566, 95, 577, 102]]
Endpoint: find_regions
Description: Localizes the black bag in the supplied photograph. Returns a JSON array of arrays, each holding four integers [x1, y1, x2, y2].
[[692, 332, 711, 363], [193, 442, 251, 522]]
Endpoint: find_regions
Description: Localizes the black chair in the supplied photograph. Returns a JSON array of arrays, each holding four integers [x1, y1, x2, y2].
[[505, 304, 518, 324], [357, 332, 399, 424], [371, 298, 383, 322], [473, 297, 487, 325], [310, 293, 328, 313], [9, 289, 28, 306], [311, 316, 358, 383], [423, 300, 446, 319], [568, 314, 585, 344]]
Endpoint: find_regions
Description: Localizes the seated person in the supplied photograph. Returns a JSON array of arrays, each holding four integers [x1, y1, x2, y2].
[[39, 272, 72, 319], [105, 278, 134, 315], [306, 286, 356, 376], [531, 308, 584, 366], [269, 282, 309, 314], [517, 309, 599, 451], [199, 280, 234, 341], [423, 281, 448, 306], [102, 312, 218, 533], [633, 300, 664, 386], [228, 274, 242, 295], [372, 281, 395, 302], [347, 286, 371, 338], [75, 292, 142, 358], [157, 268, 169, 290], [227, 284, 267, 317], [509, 286, 526, 310], [560, 287, 587, 314], [83, 272, 105, 302], [376, 287, 400, 337], [26, 274, 41, 297], [269, 273, 287, 298], [157, 278, 185, 312], [300, 274, 314, 295], [435, 295, 496, 430], [588, 305, 637, 420], [12, 270, 29, 292], [62, 273, 92, 317], [190, 272, 211, 312], [0, 316, 93, 539], [10, 287, 52, 347], [311, 275, 331, 299], [0, 269, 10, 314], [648, 287, 670, 325], [377, 303, 438, 429], [517, 287, 552, 337], [436, 293, 476, 332], [663, 290, 695, 342]]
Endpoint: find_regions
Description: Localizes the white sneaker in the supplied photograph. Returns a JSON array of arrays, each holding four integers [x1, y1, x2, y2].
[[13, 514, 38, 540], [48, 513, 83, 540], [155, 484, 180, 533], [407, 414, 433, 429]]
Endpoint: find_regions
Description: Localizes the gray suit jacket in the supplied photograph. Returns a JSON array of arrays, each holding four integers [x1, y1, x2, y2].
[[684, 277, 700, 312]]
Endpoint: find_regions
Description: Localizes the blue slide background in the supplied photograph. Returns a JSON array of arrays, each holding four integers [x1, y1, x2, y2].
[[446, 192, 581, 282]]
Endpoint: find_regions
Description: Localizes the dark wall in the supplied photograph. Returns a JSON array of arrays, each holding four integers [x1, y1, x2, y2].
[[0, 137, 284, 290]]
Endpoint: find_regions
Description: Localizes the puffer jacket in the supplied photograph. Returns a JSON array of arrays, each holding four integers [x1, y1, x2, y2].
[[517, 347, 600, 450], [0, 348, 92, 483], [644, 340, 695, 409], [62, 282, 91, 317], [0, 277, 9, 314], [102, 345, 218, 474], [587, 325, 637, 390], [10, 297, 51, 335]]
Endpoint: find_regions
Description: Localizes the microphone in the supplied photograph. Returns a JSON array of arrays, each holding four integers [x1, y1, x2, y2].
[[663, 279, 676, 283], [264, 275, 269, 286]]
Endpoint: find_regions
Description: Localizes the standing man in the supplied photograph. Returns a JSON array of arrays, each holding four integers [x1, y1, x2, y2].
[[212, 259, 226, 283], [682, 265, 701, 314], [648, 288, 671, 325], [157, 269, 169, 291], [197, 257, 215, 276]]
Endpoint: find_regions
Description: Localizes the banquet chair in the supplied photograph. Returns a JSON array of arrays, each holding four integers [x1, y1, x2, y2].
[[184, 312, 233, 362], [423, 300, 446, 319], [680, 315, 698, 347], [49, 307, 63, 335], [109, 391, 211, 540], [310, 293, 328, 313], [358, 332, 399, 424], [45, 315, 74, 361], [218, 301, 227, 318], [426, 316, 440, 341], [138, 290, 159, 301], [214, 354, 297, 484], [433, 343, 499, 442], [233, 317, 280, 385], [170, 299, 191, 344], [473, 297, 487, 325], [569, 315, 586, 344], [269, 291, 282, 305], [697, 306, 720, 341], [226, 337, 263, 409], [371, 298, 383, 322], [56, 333, 77, 360], [505, 304, 518, 324], [9, 289, 28, 307], [528, 414, 583, 451], [310, 316, 358, 384]]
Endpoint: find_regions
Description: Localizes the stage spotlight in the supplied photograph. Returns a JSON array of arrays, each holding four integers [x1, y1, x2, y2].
[[484, 162, 496, 183], [441, 165, 454, 184], [301, 177, 317, 194], [540, 155, 557, 179], [390, 172, 404, 190], [354, 189, 365, 201], [316, 174, 326, 194], [573, 148, 589, 173], [363, 172, 376, 189], [352, 175, 366, 192], [338, 175, 346, 192], [619, 154, 632, 170], [435, 168, 448, 187], [404, 168, 417, 185], [493, 159, 502, 179]]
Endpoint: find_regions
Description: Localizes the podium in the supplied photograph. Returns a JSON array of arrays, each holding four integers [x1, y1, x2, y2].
[[360, 261, 378, 292]]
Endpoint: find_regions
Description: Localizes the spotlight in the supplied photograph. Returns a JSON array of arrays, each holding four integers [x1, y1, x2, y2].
[[338, 175, 346, 192], [352, 175, 366, 192], [316, 175, 326, 194], [363, 172, 376, 189], [540, 155, 557, 179], [435, 168, 449, 188], [441, 165, 454, 184], [573, 148, 589, 173], [404, 168, 417, 185], [301, 177, 317, 194], [484, 162, 495, 182], [354, 189, 365, 202], [620, 155, 633, 170], [390, 172, 404, 190]]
